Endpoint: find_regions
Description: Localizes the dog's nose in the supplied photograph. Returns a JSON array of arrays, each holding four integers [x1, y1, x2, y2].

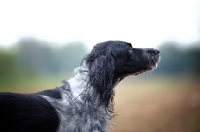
[[147, 48, 160, 55]]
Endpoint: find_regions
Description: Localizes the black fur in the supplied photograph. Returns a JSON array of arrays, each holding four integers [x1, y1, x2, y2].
[[0, 93, 59, 132], [0, 40, 160, 132], [38, 88, 62, 99]]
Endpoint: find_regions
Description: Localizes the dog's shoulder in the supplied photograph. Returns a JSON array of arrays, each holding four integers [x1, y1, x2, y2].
[[37, 81, 72, 100], [37, 87, 62, 99]]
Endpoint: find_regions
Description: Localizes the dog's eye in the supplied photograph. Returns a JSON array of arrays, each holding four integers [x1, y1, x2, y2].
[[128, 49, 133, 54]]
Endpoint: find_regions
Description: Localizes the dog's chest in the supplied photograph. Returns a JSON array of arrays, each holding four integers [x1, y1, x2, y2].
[[57, 103, 109, 132], [41, 94, 109, 132]]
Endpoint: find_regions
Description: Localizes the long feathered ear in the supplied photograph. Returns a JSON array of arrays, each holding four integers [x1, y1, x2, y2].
[[86, 52, 115, 107]]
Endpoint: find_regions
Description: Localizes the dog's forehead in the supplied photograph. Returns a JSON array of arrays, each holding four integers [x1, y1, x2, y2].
[[104, 41, 132, 56], [112, 41, 132, 48], [92, 41, 132, 53], [118, 41, 131, 46]]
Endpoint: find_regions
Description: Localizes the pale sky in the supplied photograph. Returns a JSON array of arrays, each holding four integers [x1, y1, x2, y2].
[[0, 0, 199, 49]]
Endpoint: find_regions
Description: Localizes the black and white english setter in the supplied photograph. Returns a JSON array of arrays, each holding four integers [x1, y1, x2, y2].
[[0, 41, 160, 132]]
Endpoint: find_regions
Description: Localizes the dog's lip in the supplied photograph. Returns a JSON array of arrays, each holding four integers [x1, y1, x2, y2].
[[150, 64, 157, 69]]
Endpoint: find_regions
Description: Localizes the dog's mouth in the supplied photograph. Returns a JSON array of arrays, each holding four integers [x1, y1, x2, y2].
[[134, 54, 160, 75]]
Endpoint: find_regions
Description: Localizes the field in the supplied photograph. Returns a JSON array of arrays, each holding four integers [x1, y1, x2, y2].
[[110, 77, 200, 132], [1, 76, 200, 132]]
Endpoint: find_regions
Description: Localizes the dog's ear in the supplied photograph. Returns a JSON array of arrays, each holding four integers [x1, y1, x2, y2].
[[87, 51, 115, 106]]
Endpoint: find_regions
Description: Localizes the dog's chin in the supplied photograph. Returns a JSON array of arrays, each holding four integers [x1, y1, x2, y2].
[[133, 65, 156, 75]]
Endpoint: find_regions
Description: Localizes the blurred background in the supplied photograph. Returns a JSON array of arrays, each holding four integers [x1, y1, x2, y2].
[[0, 0, 200, 132]]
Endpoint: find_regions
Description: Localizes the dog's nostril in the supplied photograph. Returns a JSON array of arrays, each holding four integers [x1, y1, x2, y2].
[[147, 49, 160, 55]]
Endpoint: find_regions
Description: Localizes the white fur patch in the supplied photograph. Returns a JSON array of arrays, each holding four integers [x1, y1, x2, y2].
[[68, 63, 89, 101]]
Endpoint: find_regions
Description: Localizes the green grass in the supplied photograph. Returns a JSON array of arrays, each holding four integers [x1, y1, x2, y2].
[[0, 75, 70, 92]]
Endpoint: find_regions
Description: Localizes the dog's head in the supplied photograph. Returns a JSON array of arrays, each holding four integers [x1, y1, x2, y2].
[[82, 41, 160, 106]]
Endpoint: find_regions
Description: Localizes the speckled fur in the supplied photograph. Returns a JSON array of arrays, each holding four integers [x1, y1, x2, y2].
[[41, 68, 111, 132]]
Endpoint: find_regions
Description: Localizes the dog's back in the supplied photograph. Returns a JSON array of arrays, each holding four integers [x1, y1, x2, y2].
[[0, 92, 59, 132]]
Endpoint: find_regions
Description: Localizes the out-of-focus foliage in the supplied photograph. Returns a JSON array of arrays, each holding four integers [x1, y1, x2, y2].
[[16, 38, 55, 76], [0, 49, 18, 86], [156, 41, 200, 77], [0, 38, 88, 87], [15, 38, 88, 76], [1, 38, 200, 88], [57, 42, 88, 74]]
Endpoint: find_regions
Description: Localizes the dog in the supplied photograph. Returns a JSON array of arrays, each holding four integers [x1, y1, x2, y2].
[[0, 41, 160, 132]]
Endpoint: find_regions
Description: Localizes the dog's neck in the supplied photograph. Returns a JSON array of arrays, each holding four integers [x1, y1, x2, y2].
[[67, 63, 119, 102], [68, 64, 89, 100]]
